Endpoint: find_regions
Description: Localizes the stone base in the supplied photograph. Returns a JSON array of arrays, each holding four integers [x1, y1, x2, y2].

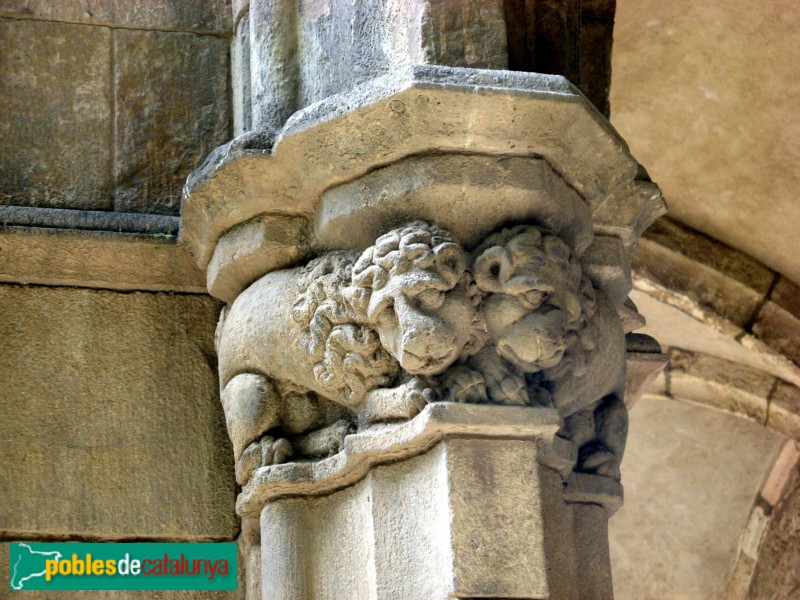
[[247, 403, 617, 600]]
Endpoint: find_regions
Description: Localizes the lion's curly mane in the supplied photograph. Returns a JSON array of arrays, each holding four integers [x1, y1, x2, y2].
[[290, 251, 398, 406], [290, 221, 483, 406]]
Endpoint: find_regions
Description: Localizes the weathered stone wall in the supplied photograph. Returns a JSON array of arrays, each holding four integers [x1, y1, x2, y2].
[[0, 282, 240, 593], [0, 5, 235, 598], [0, 1, 231, 215], [0, 283, 240, 598], [609, 395, 783, 600], [0, 12, 240, 592], [0, 284, 236, 542]]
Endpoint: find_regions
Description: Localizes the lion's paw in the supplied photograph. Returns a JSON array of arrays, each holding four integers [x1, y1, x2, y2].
[[235, 441, 262, 486], [358, 378, 435, 428], [443, 366, 487, 404], [234, 435, 295, 486], [391, 378, 434, 419], [261, 436, 294, 466], [485, 373, 527, 406]]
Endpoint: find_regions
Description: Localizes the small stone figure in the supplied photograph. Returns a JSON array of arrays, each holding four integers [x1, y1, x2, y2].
[[467, 224, 628, 481]]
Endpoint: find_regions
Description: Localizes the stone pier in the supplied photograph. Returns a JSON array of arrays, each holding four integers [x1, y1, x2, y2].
[[181, 3, 666, 598]]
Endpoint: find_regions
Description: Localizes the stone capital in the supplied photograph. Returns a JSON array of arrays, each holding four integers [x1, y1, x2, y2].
[[182, 66, 665, 307], [183, 64, 666, 600]]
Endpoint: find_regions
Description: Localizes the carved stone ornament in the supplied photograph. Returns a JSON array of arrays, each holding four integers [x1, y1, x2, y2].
[[182, 66, 667, 600], [218, 219, 627, 486]]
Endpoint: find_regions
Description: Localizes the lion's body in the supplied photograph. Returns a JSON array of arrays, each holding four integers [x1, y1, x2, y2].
[[217, 265, 395, 409], [543, 290, 626, 418], [220, 268, 330, 401], [216, 223, 476, 482]]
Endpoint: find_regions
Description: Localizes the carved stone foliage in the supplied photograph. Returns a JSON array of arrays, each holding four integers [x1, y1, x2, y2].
[[216, 220, 628, 486]]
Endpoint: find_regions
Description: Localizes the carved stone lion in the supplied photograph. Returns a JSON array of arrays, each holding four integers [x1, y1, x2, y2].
[[217, 219, 630, 485], [466, 225, 628, 480], [216, 221, 479, 484]]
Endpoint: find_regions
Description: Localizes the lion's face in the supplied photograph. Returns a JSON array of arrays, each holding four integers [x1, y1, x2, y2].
[[352, 235, 474, 376], [367, 270, 475, 376], [473, 226, 585, 373]]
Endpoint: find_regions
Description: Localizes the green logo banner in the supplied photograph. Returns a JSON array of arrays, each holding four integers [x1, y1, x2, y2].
[[9, 542, 237, 591]]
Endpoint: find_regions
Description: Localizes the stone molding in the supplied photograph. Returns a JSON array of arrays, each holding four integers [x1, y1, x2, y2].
[[238, 402, 562, 517], [0, 226, 206, 293], [635, 217, 800, 377], [248, 403, 622, 599], [646, 349, 800, 443], [632, 216, 800, 441], [182, 65, 665, 307], [0, 205, 180, 235]]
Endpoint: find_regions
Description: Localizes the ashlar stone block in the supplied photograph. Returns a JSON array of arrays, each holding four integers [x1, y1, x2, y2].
[[768, 381, 800, 442], [113, 0, 231, 34], [0, 285, 236, 540], [0, 1, 230, 33], [753, 276, 800, 368], [669, 349, 773, 425], [113, 30, 230, 215], [0, 18, 112, 210]]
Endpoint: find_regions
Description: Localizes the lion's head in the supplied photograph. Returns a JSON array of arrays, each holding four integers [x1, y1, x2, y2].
[[291, 221, 480, 405], [472, 224, 596, 373], [351, 221, 479, 376]]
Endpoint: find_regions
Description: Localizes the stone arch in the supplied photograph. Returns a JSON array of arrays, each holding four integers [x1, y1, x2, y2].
[[631, 217, 800, 442]]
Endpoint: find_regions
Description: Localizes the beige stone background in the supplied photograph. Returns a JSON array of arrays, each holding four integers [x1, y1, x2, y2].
[[609, 0, 800, 598], [0, 2, 238, 598], [612, 0, 800, 285], [1, 0, 799, 599]]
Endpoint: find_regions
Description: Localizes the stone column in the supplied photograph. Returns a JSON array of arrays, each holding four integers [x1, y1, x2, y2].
[[182, 5, 666, 599], [253, 405, 575, 600]]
